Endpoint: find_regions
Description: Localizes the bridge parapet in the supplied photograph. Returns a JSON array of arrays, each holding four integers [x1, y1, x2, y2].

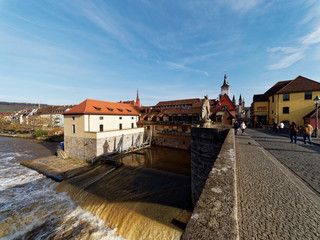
[[182, 128, 237, 240]]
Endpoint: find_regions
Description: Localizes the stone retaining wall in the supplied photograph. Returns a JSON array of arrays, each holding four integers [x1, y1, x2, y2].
[[64, 128, 144, 161], [152, 135, 191, 150], [181, 128, 237, 240]]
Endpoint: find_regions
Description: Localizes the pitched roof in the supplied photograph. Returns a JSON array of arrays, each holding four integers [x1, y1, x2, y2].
[[219, 94, 236, 111], [64, 99, 140, 116], [254, 80, 291, 102], [155, 98, 201, 107], [303, 106, 320, 118], [276, 76, 320, 94], [253, 76, 320, 102]]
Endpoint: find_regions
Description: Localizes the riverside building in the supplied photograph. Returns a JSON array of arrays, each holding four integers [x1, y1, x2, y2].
[[63, 99, 143, 160]]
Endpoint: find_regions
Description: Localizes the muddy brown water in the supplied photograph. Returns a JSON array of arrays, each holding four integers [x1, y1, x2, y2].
[[0, 137, 192, 239]]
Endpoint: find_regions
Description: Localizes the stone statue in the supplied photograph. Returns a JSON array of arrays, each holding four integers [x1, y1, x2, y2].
[[200, 95, 212, 128], [200, 95, 211, 121]]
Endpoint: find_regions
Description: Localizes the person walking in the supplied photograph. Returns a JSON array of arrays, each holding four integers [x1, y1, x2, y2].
[[234, 121, 240, 135], [289, 121, 299, 143], [279, 122, 284, 134], [240, 121, 246, 134], [302, 122, 314, 144]]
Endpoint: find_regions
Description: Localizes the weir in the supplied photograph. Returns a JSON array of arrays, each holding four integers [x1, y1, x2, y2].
[[55, 146, 193, 240]]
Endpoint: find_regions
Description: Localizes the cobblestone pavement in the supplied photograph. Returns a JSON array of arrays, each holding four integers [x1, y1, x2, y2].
[[236, 132, 320, 240], [246, 128, 320, 194]]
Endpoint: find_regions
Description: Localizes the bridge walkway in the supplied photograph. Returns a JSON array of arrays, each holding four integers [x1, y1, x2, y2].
[[235, 129, 320, 240]]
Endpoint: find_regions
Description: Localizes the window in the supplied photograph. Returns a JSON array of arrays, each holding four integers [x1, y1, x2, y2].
[[283, 93, 290, 101], [94, 106, 101, 111], [131, 117, 134, 119], [72, 124, 75, 133], [99, 116, 103, 120], [305, 91, 312, 100], [147, 126, 150, 130], [131, 123, 134, 128], [107, 107, 114, 112], [72, 116, 75, 121], [99, 124, 103, 132], [117, 108, 123, 112], [283, 107, 289, 114], [127, 109, 132, 113], [119, 117, 122, 120], [119, 123, 122, 130]]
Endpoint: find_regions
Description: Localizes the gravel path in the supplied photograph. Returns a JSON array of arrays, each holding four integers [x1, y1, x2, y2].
[[236, 130, 320, 240]]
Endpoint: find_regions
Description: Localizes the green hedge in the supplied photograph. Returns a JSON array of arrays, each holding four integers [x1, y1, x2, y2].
[[35, 130, 48, 137]]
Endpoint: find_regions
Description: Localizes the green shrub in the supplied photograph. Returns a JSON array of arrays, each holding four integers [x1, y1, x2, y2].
[[35, 130, 48, 137]]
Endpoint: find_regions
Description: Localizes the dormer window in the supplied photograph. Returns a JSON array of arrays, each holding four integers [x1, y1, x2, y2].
[[107, 107, 114, 112], [117, 108, 123, 112], [127, 109, 132, 113], [94, 106, 101, 111]]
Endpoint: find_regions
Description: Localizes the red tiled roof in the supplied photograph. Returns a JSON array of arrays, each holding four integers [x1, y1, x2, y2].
[[64, 99, 140, 116], [155, 98, 201, 107]]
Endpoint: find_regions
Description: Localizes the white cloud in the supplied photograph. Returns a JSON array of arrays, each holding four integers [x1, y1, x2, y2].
[[268, 50, 306, 70], [166, 62, 208, 76], [300, 26, 320, 45], [227, 0, 261, 12], [267, 24, 320, 70]]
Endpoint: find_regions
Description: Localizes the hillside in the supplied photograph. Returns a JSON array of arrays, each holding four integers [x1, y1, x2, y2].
[[0, 102, 49, 113]]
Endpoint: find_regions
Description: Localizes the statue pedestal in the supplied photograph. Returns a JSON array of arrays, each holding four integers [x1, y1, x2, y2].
[[200, 120, 212, 128]]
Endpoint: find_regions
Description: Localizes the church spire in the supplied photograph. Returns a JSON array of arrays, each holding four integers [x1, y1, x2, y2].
[[136, 89, 140, 107], [239, 94, 242, 105], [232, 94, 236, 106], [220, 74, 230, 97]]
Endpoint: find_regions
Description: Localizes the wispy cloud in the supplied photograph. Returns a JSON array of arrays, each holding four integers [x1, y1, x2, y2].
[[267, 25, 320, 70], [165, 62, 208, 76], [225, 0, 262, 13]]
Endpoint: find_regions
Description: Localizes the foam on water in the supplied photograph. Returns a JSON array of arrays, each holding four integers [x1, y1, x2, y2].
[[0, 147, 125, 240]]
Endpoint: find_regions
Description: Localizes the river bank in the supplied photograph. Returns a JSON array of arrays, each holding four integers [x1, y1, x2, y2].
[[0, 132, 64, 141]]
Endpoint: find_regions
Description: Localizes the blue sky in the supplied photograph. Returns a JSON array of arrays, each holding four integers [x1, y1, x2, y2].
[[1, 0, 320, 106]]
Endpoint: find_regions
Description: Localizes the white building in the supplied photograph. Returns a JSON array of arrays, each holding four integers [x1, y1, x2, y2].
[[63, 99, 144, 160]]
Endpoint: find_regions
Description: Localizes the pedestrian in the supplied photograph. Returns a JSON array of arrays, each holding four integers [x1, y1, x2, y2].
[[240, 121, 246, 133], [289, 121, 299, 143], [273, 121, 278, 133], [279, 122, 284, 134], [302, 122, 314, 145], [233, 121, 240, 135]]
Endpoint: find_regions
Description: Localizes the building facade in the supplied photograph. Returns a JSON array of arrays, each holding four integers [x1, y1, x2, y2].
[[252, 76, 320, 127], [64, 99, 144, 160]]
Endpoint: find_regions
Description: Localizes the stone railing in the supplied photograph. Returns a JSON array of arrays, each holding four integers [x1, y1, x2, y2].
[[181, 128, 237, 239]]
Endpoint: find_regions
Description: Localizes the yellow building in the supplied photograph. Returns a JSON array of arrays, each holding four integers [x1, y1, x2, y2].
[[252, 76, 320, 126]]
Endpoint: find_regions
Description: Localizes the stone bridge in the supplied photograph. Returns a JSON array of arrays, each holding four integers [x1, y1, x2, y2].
[[182, 128, 320, 240]]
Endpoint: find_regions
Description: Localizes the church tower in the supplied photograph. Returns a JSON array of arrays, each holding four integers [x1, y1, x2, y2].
[[136, 89, 140, 107], [232, 95, 236, 106], [221, 74, 230, 97]]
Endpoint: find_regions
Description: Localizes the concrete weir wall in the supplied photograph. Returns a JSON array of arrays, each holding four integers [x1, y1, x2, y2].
[[182, 128, 237, 240]]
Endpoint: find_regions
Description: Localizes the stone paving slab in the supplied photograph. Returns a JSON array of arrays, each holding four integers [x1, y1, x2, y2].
[[236, 133, 320, 240], [245, 128, 320, 195]]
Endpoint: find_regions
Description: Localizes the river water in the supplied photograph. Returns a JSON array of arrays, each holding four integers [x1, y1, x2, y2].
[[0, 137, 192, 240]]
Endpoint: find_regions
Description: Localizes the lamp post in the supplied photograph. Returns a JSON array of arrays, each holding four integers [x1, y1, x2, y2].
[[314, 95, 320, 138]]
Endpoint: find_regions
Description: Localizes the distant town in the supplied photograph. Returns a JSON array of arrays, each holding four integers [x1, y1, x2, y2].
[[1, 74, 320, 145]]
